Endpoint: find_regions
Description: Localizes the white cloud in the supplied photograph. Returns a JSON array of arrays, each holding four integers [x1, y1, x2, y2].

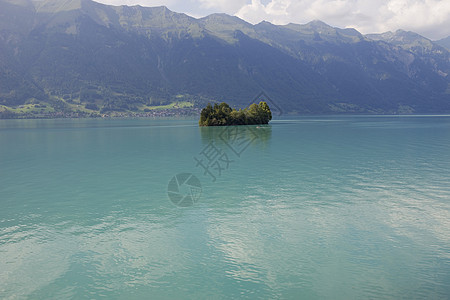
[[235, 0, 450, 39], [95, 0, 172, 6], [197, 0, 248, 13], [380, 0, 450, 39], [94, 0, 450, 39]]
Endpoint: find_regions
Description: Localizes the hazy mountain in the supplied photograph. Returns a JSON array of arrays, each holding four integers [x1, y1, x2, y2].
[[435, 36, 450, 51], [1, 0, 449, 117]]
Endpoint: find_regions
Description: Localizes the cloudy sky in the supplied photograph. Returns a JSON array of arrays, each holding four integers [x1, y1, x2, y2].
[[94, 0, 449, 40]]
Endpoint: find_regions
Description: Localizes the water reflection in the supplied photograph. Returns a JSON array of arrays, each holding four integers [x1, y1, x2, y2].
[[199, 125, 272, 154]]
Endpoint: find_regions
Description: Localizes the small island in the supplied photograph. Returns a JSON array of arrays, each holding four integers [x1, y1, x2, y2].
[[199, 102, 272, 126]]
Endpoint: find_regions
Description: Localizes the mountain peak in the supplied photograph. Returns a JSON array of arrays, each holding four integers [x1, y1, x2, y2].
[[33, 0, 86, 12], [1, 0, 33, 8], [369, 29, 430, 43], [255, 20, 277, 28], [201, 13, 250, 26], [283, 20, 334, 34], [394, 29, 429, 40], [366, 29, 447, 56], [145, 5, 170, 12], [306, 20, 332, 29], [435, 36, 450, 50]]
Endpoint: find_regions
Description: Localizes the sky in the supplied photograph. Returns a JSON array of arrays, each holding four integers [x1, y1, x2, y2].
[[94, 0, 450, 40]]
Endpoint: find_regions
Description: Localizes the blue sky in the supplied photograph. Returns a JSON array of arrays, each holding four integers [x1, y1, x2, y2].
[[94, 0, 450, 40]]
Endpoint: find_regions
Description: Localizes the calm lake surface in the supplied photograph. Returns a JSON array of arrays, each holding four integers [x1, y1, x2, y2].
[[1, 116, 450, 299]]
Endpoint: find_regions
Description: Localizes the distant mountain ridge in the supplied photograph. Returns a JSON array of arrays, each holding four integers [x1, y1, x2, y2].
[[435, 36, 450, 51], [0, 0, 449, 117]]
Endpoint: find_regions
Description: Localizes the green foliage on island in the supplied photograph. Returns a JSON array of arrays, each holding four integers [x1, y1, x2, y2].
[[199, 102, 272, 126]]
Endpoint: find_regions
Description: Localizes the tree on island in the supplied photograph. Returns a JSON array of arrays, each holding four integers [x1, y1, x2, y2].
[[199, 101, 272, 126]]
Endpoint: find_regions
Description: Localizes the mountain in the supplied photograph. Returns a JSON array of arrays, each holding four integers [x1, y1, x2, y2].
[[435, 36, 450, 51], [1, 0, 449, 118]]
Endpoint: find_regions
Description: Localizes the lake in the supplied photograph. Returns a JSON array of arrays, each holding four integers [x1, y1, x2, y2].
[[1, 116, 449, 299]]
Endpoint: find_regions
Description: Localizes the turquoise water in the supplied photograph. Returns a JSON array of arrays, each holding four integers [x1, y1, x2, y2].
[[1, 116, 449, 299]]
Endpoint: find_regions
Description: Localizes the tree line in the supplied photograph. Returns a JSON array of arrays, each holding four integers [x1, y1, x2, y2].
[[199, 102, 272, 126]]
